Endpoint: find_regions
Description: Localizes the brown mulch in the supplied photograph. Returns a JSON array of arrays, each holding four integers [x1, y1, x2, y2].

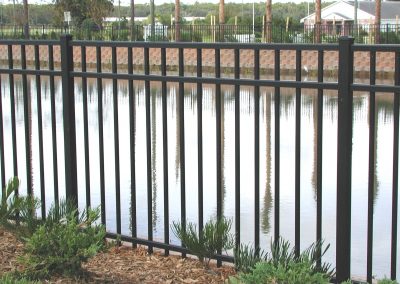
[[0, 227, 236, 283]]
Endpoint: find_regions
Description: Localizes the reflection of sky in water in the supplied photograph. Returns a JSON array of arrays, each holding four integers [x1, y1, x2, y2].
[[0, 74, 398, 280]]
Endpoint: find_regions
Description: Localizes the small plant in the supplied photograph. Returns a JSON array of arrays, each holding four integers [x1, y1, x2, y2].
[[19, 201, 106, 279], [378, 278, 399, 284], [269, 238, 334, 277], [0, 273, 40, 284], [0, 177, 20, 224], [235, 238, 334, 284], [239, 260, 330, 284], [0, 177, 41, 237], [234, 243, 268, 273], [172, 217, 235, 267]]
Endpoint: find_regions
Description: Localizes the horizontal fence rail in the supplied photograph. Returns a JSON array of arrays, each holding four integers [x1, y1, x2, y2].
[[0, 36, 399, 283], [1, 23, 400, 44]]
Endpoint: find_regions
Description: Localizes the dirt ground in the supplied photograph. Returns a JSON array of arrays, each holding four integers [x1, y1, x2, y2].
[[0, 227, 236, 283]]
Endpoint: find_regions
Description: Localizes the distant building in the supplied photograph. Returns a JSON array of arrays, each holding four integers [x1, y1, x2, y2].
[[104, 16, 206, 24], [103, 17, 147, 23], [301, 1, 400, 25]]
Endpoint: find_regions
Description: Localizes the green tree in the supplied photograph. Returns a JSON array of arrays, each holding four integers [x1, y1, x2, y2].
[[52, 0, 113, 27], [87, 0, 113, 28]]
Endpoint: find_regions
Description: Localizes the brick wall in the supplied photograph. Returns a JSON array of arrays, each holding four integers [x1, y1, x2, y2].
[[0, 45, 395, 73]]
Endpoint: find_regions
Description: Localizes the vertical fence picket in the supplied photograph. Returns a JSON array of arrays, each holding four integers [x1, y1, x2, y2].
[[161, 47, 170, 255], [112, 46, 121, 236], [127, 46, 137, 248], [336, 36, 354, 283], [316, 49, 324, 268], [391, 51, 400, 280], [367, 50, 377, 284], [49, 44, 59, 205], [60, 35, 78, 208], [144, 46, 153, 253], [21, 44, 32, 196], [35, 44, 46, 218], [96, 45, 106, 224], [8, 45, 18, 181], [254, 48, 260, 252], [295, 49, 301, 257], [274, 48, 281, 243], [197, 48, 204, 233], [234, 48, 241, 250], [0, 68, 4, 190]]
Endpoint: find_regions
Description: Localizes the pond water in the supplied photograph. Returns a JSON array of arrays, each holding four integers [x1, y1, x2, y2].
[[0, 74, 398, 279]]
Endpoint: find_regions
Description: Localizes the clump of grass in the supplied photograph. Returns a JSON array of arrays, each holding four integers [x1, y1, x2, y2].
[[232, 238, 334, 284], [172, 217, 235, 267]]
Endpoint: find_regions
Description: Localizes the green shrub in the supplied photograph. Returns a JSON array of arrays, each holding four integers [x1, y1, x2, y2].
[[236, 238, 334, 284], [19, 204, 106, 279], [0, 273, 40, 284], [378, 278, 399, 284], [0, 177, 20, 224], [0, 177, 41, 237], [172, 217, 235, 267], [234, 243, 268, 273], [239, 260, 330, 284]]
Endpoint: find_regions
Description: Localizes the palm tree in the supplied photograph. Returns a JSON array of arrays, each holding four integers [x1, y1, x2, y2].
[[375, 0, 381, 43], [265, 0, 272, 42], [23, 0, 29, 38], [175, 0, 180, 41], [315, 0, 321, 43], [130, 0, 135, 40], [219, 0, 225, 24], [219, 0, 224, 41]]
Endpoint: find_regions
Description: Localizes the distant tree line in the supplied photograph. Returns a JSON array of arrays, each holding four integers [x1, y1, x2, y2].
[[0, 1, 331, 27]]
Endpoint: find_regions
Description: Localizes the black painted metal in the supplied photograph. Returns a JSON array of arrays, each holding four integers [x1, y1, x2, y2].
[[391, 51, 400, 280], [161, 47, 170, 256], [197, 48, 204, 234], [49, 44, 59, 204], [35, 45, 46, 218], [367, 50, 376, 284], [316, 49, 324, 269], [254, 49, 260, 252], [144, 47, 153, 253], [295, 49, 301, 258], [96, 45, 106, 225], [60, 35, 78, 208], [215, 48, 222, 267], [127, 47, 137, 248], [81, 46, 90, 209], [336, 36, 354, 283], [8, 45, 17, 179], [274, 49, 281, 243], [0, 72, 5, 190], [234, 49, 241, 250], [112, 46, 122, 235], [178, 47, 186, 258], [21, 44, 32, 196]]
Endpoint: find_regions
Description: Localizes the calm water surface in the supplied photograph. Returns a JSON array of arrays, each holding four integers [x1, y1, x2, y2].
[[1, 74, 398, 279]]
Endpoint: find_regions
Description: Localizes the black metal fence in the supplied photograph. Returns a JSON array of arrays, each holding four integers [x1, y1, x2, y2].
[[1, 23, 400, 43], [0, 36, 399, 283]]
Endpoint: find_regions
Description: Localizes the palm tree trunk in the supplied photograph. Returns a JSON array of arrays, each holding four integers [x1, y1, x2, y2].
[[219, 0, 225, 41], [265, 0, 272, 42], [130, 0, 135, 40], [219, 0, 225, 24], [175, 0, 180, 41], [315, 0, 321, 43], [375, 0, 381, 43], [23, 0, 29, 39]]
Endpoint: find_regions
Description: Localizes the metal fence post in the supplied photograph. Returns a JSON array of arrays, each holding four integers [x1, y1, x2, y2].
[[336, 36, 354, 283], [61, 34, 78, 208]]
